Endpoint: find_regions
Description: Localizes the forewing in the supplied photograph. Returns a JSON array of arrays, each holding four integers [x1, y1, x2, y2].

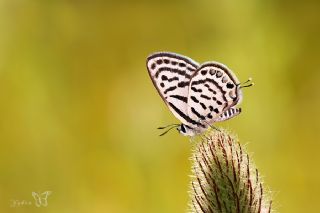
[[147, 52, 200, 126], [187, 62, 242, 125]]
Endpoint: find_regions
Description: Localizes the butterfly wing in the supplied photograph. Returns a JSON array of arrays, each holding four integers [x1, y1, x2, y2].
[[147, 52, 201, 126], [41, 191, 51, 206], [214, 107, 242, 122], [187, 62, 242, 128], [32, 192, 41, 207]]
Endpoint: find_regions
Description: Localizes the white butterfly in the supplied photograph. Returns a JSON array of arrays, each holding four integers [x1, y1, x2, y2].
[[147, 52, 252, 136], [32, 191, 52, 207]]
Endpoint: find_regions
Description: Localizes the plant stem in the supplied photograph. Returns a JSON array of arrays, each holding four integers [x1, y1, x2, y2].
[[189, 130, 272, 213]]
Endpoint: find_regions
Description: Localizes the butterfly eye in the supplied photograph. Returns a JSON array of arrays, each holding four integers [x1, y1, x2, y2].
[[180, 125, 186, 133]]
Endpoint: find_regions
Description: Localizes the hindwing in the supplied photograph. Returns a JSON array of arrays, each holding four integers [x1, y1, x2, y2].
[[187, 62, 242, 127]]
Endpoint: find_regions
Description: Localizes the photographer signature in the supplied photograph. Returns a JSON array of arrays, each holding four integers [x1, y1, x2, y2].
[[10, 191, 52, 208]]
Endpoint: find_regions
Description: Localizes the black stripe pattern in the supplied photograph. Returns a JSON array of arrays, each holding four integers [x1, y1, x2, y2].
[[215, 107, 242, 122], [147, 52, 242, 134], [147, 52, 201, 129], [169, 95, 187, 103], [187, 64, 241, 125]]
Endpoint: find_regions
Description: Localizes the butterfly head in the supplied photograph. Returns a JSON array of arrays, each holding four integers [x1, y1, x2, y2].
[[177, 124, 196, 136], [158, 123, 195, 136]]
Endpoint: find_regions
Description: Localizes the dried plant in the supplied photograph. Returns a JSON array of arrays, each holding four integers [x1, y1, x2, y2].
[[189, 130, 272, 213]]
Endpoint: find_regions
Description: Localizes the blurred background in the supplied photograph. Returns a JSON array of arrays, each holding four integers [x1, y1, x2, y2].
[[0, 0, 319, 212]]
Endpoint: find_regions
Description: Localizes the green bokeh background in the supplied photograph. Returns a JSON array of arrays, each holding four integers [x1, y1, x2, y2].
[[0, 0, 319, 212]]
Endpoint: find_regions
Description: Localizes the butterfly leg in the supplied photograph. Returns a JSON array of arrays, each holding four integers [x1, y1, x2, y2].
[[197, 119, 221, 132], [207, 123, 221, 132]]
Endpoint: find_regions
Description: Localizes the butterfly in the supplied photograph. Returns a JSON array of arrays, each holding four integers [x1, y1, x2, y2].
[[146, 52, 253, 136], [32, 191, 52, 207]]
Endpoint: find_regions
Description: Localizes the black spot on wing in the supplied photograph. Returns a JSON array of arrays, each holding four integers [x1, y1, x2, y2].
[[191, 78, 228, 104], [190, 96, 199, 103], [209, 69, 216, 75], [200, 102, 207, 110], [201, 70, 207, 75], [204, 83, 216, 94], [199, 63, 238, 85], [161, 75, 168, 80], [226, 83, 234, 89], [187, 67, 196, 72], [191, 107, 205, 120], [147, 52, 199, 69], [155, 67, 191, 79], [164, 86, 177, 94], [169, 95, 187, 103], [200, 94, 211, 100], [162, 75, 179, 82], [216, 71, 222, 78], [191, 87, 202, 93], [179, 62, 186, 67], [168, 102, 204, 127], [178, 81, 190, 87], [168, 77, 179, 82]]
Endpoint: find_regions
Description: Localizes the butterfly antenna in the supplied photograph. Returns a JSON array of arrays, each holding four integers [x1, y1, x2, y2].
[[240, 83, 254, 88], [159, 126, 178, 136], [157, 123, 179, 129], [239, 77, 254, 89], [243, 77, 252, 84]]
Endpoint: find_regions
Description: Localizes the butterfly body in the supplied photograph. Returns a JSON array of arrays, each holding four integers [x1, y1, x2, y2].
[[147, 52, 246, 136]]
